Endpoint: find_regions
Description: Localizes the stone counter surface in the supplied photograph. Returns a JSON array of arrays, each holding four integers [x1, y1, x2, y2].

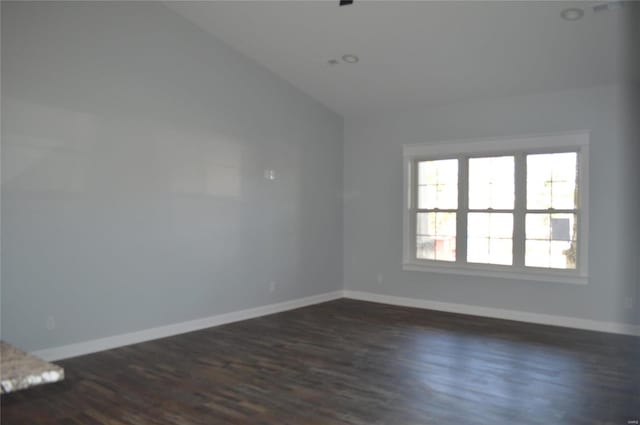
[[0, 341, 64, 394]]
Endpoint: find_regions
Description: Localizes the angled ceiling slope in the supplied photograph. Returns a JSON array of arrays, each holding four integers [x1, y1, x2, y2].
[[166, 1, 630, 117]]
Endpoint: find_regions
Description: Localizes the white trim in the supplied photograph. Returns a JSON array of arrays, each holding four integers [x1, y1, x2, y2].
[[30, 289, 639, 361], [344, 290, 640, 336], [32, 291, 343, 361], [402, 130, 590, 281], [402, 130, 591, 158], [402, 261, 588, 285]]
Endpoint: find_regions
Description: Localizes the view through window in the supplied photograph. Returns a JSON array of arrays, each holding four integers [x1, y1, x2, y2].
[[412, 150, 580, 271]]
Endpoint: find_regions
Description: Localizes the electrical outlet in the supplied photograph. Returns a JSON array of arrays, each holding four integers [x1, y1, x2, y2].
[[269, 281, 276, 292], [264, 169, 276, 181], [46, 316, 55, 330]]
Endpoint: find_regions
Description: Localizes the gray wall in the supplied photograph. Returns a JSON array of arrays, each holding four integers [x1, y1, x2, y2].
[[344, 84, 639, 326], [1, 2, 343, 351], [626, 5, 640, 328]]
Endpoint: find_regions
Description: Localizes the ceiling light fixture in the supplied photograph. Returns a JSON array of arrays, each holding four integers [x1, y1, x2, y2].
[[342, 54, 359, 64], [561, 7, 585, 21]]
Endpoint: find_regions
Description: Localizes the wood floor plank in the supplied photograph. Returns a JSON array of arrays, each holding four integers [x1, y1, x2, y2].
[[2, 299, 638, 424]]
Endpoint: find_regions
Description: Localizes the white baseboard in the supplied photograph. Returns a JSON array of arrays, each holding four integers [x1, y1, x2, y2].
[[33, 289, 638, 361], [33, 290, 343, 361], [343, 290, 640, 336]]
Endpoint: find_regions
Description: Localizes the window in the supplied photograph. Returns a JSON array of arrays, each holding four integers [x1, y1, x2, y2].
[[416, 159, 458, 261], [403, 132, 589, 284]]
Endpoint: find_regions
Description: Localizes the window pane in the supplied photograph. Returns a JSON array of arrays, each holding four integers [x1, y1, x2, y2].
[[467, 237, 489, 264], [418, 159, 458, 209], [525, 240, 550, 268], [469, 156, 514, 209], [467, 213, 513, 265], [467, 212, 490, 238], [551, 182, 576, 210], [417, 212, 456, 261], [527, 152, 577, 210], [417, 236, 436, 260], [489, 239, 513, 265], [525, 213, 577, 269], [526, 213, 576, 241], [417, 212, 457, 237]]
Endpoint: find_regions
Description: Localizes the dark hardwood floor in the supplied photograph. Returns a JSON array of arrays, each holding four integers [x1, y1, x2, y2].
[[2, 299, 638, 424]]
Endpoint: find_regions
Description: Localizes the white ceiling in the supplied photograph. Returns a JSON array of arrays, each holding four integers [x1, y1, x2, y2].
[[166, 1, 629, 117]]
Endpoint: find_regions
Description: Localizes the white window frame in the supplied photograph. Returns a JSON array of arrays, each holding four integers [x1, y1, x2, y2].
[[402, 131, 589, 285]]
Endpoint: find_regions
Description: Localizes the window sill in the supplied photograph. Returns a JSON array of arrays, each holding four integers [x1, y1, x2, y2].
[[402, 261, 588, 285]]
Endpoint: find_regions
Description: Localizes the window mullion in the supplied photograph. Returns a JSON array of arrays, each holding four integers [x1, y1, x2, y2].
[[411, 159, 419, 261], [457, 156, 468, 264], [513, 152, 526, 267]]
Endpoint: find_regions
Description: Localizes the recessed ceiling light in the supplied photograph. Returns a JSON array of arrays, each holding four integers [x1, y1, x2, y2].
[[342, 54, 359, 64], [561, 8, 584, 21]]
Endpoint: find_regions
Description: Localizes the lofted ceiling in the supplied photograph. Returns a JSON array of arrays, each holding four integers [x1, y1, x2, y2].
[[166, 1, 630, 117]]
